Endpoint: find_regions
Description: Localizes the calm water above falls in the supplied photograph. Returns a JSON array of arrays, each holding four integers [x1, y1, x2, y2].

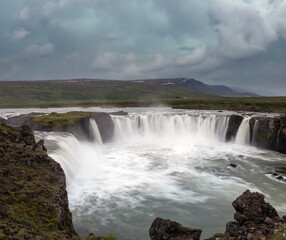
[[33, 109, 286, 240], [2, 107, 284, 239]]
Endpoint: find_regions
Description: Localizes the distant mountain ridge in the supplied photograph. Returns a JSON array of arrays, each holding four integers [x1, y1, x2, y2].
[[132, 78, 258, 97], [0, 77, 259, 108]]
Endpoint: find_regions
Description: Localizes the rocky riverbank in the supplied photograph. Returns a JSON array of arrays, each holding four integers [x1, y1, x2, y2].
[[1, 122, 286, 240], [150, 190, 286, 240], [225, 114, 286, 154], [0, 124, 107, 240]]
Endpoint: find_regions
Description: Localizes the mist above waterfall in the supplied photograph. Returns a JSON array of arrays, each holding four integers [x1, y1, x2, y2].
[[33, 108, 286, 240]]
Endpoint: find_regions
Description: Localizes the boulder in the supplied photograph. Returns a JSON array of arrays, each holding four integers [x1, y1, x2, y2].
[[225, 115, 243, 141], [221, 190, 283, 239], [149, 217, 202, 240]]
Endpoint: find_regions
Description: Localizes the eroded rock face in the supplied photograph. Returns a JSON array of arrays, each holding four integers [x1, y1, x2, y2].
[[0, 124, 80, 240], [149, 217, 202, 240], [278, 116, 286, 154], [6, 112, 114, 143], [222, 190, 284, 240], [249, 116, 286, 154], [225, 115, 243, 141]]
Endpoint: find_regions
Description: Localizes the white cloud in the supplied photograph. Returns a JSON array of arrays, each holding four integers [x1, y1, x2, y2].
[[11, 28, 30, 40], [19, 7, 30, 21], [174, 0, 286, 74]]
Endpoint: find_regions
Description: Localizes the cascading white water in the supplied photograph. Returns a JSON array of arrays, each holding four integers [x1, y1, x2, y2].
[[112, 114, 230, 142], [252, 119, 259, 145], [235, 118, 251, 145], [32, 109, 286, 240], [90, 119, 103, 144]]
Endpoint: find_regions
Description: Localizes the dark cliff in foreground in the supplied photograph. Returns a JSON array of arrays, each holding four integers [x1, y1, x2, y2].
[[0, 124, 103, 240], [150, 190, 286, 240], [0, 124, 79, 239]]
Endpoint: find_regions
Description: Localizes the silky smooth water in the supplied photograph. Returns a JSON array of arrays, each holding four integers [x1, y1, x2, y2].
[[32, 109, 286, 240]]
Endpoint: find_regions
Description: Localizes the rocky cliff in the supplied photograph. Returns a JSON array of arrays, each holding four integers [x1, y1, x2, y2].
[[226, 114, 286, 154], [249, 116, 286, 154], [0, 124, 103, 240], [6, 112, 114, 142]]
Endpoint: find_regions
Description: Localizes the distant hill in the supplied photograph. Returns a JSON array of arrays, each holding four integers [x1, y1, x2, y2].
[[132, 78, 257, 97], [0, 78, 258, 108]]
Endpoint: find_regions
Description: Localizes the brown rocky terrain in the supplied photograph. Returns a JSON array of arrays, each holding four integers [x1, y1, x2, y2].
[[150, 190, 286, 240], [0, 124, 104, 240]]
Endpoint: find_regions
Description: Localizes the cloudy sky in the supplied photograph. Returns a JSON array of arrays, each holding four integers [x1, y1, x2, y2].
[[0, 0, 286, 95]]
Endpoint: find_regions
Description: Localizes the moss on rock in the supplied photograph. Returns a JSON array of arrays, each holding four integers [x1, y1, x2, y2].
[[6, 111, 114, 142]]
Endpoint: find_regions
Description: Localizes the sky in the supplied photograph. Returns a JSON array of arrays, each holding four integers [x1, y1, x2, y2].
[[0, 0, 286, 95]]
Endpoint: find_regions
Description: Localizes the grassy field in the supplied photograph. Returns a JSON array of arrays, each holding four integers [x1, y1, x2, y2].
[[0, 80, 285, 113]]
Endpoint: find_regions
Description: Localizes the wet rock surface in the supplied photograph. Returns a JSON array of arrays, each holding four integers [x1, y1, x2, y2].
[[225, 114, 243, 141], [249, 116, 286, 154], [149, 217, 202, 240]]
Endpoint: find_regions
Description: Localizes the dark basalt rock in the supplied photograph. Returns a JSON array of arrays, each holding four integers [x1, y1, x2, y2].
[[225, 115, 243, 141], [228, 163, 237, 168], [0, 124, 105, 240], [5, 112, 43, 127], [160, 190, 285, 240], [109, 111, 128, 116], [149, 217, 202, 240], [6, 111, 114, 143], [221, 190, 284, 240], [249, 116, 286, 154], [0, 124, 80, 239]]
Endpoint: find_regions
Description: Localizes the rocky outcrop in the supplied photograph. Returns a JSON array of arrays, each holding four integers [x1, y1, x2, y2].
[[225, 115, 243, 141], [6, 111, 114, 142], [222, 190, 284, 239], [249, 116, 286, 154], [0, 124, 79, 239], [151, 190, 286, 240], [149, 217, 202, 240], [0, 124, 106, 240]]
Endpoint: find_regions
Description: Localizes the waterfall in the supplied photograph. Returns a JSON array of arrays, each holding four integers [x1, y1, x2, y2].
[[48, 134, 81, 181], [112, 114, 230, 142], [252, 119, 259, 145], [90, 119, 103, 144], [235, 118, 251, 145]]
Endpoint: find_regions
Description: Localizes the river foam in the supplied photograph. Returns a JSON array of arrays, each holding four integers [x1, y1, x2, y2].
[[33, 108, 286, 240]]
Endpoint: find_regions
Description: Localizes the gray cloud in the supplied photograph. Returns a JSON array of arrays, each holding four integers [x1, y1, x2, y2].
[[0, 0, 285, 95]]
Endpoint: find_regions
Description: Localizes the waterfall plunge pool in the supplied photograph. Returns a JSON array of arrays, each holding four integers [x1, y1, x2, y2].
[[1, 107, 285, 239]]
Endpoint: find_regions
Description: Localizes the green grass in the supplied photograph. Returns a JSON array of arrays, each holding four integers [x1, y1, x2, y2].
[[33, 112, 99, 128], [0, 80, 285, 113], [103, 234, 116, 240]]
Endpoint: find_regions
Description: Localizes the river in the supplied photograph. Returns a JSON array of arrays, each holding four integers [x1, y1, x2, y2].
[[1, 107, 285, 239]]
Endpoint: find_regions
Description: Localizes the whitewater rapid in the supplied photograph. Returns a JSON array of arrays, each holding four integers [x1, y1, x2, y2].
[[33, 109, 286, 240]]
